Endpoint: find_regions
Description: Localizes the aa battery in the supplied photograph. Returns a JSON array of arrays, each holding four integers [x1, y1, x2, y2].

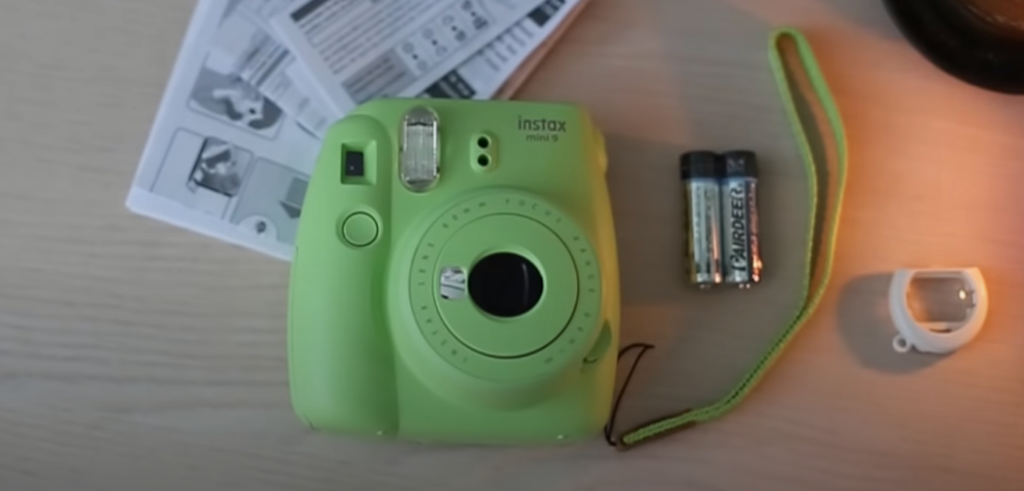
[[719, 151, 762, 288], [680, 151, 723, 288]]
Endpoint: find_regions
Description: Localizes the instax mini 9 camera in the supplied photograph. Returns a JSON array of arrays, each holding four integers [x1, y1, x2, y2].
[[288, 98, 620, 445]]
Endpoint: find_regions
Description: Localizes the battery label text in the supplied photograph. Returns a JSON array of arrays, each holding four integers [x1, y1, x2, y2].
[[727, 185, 748, 270]]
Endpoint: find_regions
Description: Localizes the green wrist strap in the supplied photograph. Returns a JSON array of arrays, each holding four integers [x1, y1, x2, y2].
[[608, 28, 849, 450]]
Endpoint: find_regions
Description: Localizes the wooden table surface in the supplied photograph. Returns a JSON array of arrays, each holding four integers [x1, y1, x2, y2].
[[1, 0, 1022, 489]]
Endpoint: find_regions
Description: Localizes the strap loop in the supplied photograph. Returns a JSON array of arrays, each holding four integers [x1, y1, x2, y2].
[[606, 27, 849, 449]]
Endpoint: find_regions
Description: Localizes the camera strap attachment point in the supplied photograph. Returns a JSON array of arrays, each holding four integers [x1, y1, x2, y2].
[[607, 28, 849, 451]]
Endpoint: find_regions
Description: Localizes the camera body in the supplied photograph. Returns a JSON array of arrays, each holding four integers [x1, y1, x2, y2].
[[288, 98, 620, 444]]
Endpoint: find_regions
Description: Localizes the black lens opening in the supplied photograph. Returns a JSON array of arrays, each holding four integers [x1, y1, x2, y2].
[[468, 252, 543, 318]]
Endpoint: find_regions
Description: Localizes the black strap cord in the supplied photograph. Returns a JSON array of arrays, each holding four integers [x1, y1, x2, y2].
[[603, 342, 655, 447]]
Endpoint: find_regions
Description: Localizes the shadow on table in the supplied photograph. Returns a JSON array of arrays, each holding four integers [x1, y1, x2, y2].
[[836, 273, 940, 374]]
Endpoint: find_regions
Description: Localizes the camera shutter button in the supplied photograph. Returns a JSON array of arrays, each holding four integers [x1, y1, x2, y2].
[[339, 212, 379, 247]]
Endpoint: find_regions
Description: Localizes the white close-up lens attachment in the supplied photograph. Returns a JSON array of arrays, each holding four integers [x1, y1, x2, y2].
[[888, 268, 989, 355]]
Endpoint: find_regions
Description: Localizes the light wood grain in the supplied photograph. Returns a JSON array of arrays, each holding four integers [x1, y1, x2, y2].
[[2, 0, 1023, 489]]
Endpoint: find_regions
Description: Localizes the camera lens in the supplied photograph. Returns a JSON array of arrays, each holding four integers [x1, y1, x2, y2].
[[469, 252, 543, 318]]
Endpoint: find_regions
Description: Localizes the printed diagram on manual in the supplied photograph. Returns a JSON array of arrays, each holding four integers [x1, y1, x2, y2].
[[269, 0, 555, 117]]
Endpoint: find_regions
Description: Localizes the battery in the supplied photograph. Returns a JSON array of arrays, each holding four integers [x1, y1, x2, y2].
[[719, 150, 762, 288], [680, 151, 723, 288]]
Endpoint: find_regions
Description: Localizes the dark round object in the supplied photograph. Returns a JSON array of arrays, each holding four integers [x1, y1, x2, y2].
[[469, 252, 543, 318], [883, 0, 1024, 94]]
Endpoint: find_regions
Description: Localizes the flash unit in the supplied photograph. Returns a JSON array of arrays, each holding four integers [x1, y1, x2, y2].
[[400, 106, 440, 191]]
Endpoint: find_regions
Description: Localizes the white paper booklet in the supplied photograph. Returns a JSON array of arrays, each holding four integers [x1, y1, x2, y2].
[[270, 0, 552, 118], [229, 0, 582, 115], [423, 0, 583, 101], [127, 0, 321, 261], [126, 0, 584, 261], [212, 0, 336, 138]]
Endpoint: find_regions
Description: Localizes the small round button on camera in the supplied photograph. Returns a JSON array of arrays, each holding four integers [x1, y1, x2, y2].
[[340, 212, 379, 247]]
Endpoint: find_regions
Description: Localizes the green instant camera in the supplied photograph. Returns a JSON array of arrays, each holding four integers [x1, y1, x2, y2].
[[288, 98, 620, 445]]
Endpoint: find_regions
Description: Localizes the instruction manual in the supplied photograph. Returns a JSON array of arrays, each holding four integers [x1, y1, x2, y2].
[[126, 0, 587, 261]]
